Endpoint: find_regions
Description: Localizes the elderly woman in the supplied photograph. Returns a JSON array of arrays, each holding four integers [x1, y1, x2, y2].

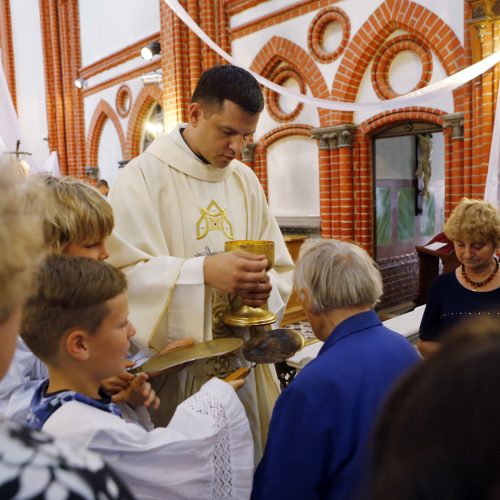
[[252, 239, 419, 500], [418, 199, 500, 358]]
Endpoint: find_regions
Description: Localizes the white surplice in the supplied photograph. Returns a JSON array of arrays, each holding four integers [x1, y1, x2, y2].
[[42, 378, 253, 500], [0, 337, 47, 423], [108, 125, 294, 460]]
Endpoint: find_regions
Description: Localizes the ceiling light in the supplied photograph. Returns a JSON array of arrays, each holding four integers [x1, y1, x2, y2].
[[141, 70, 163, 85], [74, 77, 87, 89], [141, 41, 161, 61]]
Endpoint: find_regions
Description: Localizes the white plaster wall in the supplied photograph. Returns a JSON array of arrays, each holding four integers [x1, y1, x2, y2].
[[97, 119, 123, 186], [267, 136, 319, 217], [10, 0, 49, 172], [79, 0, 160, 66]]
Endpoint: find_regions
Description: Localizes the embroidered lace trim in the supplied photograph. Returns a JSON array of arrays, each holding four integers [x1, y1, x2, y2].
[[184, 391, 232, 500]]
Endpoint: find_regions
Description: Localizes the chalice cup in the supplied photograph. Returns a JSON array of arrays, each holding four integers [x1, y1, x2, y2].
[[222, 240, 277, 327]]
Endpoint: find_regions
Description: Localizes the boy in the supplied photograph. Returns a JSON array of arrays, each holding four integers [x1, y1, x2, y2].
[[0, 160, 133, 498], [0, 175, 157, 423], [24, 255, 253, 499]]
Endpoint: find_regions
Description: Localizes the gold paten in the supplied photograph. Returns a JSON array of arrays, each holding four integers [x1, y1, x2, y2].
[[131, 338, 243, 375], [222, 240, 277, 327]]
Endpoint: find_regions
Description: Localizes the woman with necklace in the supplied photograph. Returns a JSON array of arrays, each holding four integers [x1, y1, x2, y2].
[[417, 198, 500, 358]]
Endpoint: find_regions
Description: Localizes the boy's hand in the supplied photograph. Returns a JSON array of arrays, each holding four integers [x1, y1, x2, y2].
[[111, 372, 160, 410], [100, 360, 135, 394]]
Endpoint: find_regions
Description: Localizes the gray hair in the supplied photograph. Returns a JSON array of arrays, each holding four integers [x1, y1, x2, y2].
[[294, 239, 383, 314]]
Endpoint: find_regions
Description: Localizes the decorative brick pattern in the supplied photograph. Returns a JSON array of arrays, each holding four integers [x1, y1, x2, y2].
[[371, 34, 433, 100], [116, 84, 132, 118], [250, 36, 331, 125], [79, 32, 160, 80], [87, 99, 126, 167], [0, 0, 16, 110], [265, 66, 305, 122], [125, 85, 162, 160], [39, 0, 86, 177], [378, 253, 419, 308], [331, 0, 464, 125], [308, 7, 350, 64]]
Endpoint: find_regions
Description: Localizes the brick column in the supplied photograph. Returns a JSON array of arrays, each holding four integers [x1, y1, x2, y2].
[[466, 0, 496, 198], [337, 126, 356, 241], [311, 128, 335, 238], [443, 113, 465, 215], [312, 124, 356, 240]]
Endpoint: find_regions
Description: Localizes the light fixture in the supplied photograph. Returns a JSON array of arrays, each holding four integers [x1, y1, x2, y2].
[[141, 69, 163, 85], [74, 77, 87, 89], [141, 41, 161, 61]]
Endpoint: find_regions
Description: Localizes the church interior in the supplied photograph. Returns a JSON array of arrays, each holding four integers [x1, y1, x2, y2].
[[0, 1, 500, 498]]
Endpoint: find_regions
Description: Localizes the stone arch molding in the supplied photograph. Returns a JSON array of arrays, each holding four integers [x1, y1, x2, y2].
[[87, 99, 126, 168], [250, 36, 331, 125], [331, 0, 465, 123], [125, 85, 162, 159]]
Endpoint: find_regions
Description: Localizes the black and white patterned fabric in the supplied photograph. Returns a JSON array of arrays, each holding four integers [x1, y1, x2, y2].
[[0, 417, 134, 499]]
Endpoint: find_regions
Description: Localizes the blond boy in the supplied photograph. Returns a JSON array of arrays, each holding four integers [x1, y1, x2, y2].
[[24, 255, 253, 499], [0, 175, 157, 423]]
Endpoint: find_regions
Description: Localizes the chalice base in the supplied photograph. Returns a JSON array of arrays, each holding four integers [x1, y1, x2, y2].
[[222, 305, 276, 327]]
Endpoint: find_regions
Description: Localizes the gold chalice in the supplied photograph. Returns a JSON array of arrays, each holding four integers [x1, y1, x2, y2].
[[222, 240, 277, 327]]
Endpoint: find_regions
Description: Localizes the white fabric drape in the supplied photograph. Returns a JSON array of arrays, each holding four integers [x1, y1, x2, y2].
[[485, 83, 500, 203], [164, 0, 500, 112], [0, 50, 22, 152]]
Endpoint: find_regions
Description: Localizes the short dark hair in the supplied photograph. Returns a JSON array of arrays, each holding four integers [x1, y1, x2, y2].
[[21, 255, 127, 363], [368, 317, 500, 500], [191, 65, 264, 114]]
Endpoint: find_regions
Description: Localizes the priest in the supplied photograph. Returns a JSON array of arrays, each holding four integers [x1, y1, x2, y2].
[[108, 65, 294, 462]]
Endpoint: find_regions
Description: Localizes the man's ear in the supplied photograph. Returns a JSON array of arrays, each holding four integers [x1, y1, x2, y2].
[[187, 102, 203, 126], [64, 329, 91, 361]]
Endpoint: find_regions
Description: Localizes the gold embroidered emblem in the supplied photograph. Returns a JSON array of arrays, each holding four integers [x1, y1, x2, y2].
[[196, 200, 234, 240]]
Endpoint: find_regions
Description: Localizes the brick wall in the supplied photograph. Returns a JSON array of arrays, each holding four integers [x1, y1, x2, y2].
[[378, 253, 420, 309], [33, 0, 497, 308]]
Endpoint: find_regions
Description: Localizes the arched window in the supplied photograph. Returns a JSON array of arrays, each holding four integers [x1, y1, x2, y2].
[[140, 103, 164, 152]]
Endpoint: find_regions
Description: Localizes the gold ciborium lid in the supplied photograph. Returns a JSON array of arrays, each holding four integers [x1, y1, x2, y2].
[[222, 240, 276, 327]]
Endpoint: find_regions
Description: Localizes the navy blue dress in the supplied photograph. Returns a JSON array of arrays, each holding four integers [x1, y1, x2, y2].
[[419, 271, 500, 342], [252, 310, 419, 500]]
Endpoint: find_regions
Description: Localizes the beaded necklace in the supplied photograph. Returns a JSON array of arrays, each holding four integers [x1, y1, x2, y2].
[[461, 258, 499, 290]]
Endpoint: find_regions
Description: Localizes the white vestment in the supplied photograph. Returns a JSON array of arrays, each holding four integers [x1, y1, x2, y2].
[[108, 126, 294, 460], [42, 378, 253, 500]]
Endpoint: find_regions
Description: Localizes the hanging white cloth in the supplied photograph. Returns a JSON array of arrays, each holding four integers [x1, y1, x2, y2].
[[485, 84, 500, 204], [164, 0, 500, 113], [39, 151, 61, 177], [0, 49, 22, 152]]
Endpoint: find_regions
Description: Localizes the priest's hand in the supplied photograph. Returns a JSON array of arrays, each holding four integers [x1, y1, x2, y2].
[[204, 251, 272, 306]]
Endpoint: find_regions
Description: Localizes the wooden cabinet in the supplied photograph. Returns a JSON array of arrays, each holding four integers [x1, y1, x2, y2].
[[280, 235, 308, 326]]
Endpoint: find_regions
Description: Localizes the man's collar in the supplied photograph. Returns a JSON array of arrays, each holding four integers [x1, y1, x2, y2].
[[319, 310, 381, 354], [144, 125, 237, 182]]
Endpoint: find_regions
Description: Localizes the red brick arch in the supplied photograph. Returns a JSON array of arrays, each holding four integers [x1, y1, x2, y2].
[[331, 0, 465, 124], [87, 99, 126, 167], [125, 85, 162, 159], [250, 36, 331, 125]]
